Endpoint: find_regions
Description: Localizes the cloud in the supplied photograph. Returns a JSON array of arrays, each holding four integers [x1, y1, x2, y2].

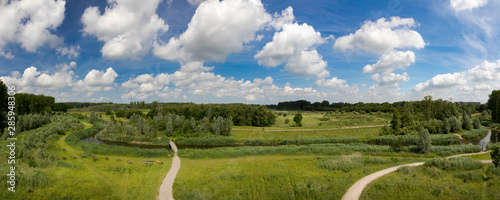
[[0, 51, 14, 59], [255, 22, 329, 79], [186, 0, 207, 6], [333, 17, 425, 54], [363, 51, 415, 73], [56, 45, 81, 59], [268, 6, 295, 31], [81, 0, 168, 60], [154, 0, 270, 63], [467, 59, 500, 82], [371, 72, 409, 86], [0, 0, 65, 55], [450, 0, 488, 11], [73, 67, 118, 93], [413, 72, 467, 92]]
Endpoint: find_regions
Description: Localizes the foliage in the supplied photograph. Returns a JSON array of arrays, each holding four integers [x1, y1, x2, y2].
[[488, 90, 500, 122], [0, 80, 8, 131], [293, 113, 303, 127], [317, 154, 390, 172], [175, 137, 236, 146], [89, 112, 97, 124], [417, 128, 432, 154], [424, 157, 483, 170], [448, 116, 462, 133], [178, 143, 480, 159], [12, 113, 52, 133], [491, 145, 500, 168], [212, 116, 232, 136], [18, 116, 83, 167], [462, 127, 489, 140], [66, 123, 171, 157], [14, 93, 54, 115], [371, 134, 459, 146]]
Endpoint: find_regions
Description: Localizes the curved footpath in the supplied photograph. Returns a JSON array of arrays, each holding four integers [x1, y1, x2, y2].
[[158, 141, 181, 200], [342, 151, 492, 200]]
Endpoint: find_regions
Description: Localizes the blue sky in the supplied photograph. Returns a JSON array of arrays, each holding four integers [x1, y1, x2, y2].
[[1, 0, 499, 104]]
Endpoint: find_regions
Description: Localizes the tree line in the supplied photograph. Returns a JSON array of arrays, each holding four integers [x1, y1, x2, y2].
[[101, 112, 233, 138]]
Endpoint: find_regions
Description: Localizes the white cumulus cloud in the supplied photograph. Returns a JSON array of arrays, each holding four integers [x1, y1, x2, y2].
[[413, 72, 467, 92], [154, 0, 270, 63], [363, 51, 415, 73], [467, 59, 500, 82], [82, 0, 169, 60], [334, 17, 425, 54], [0, 0, 65, 55]]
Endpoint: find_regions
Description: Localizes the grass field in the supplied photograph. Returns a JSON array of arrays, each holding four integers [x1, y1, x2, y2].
[[173, 154, 426, 200], [231, 127, 382, 142], [361, 163, 500, 200]]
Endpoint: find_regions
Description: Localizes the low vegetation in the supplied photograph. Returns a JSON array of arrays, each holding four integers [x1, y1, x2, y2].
[[462, 126, 489, 140]]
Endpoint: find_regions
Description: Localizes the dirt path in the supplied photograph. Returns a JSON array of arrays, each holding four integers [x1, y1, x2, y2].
[[233, 125, 384, 132], [342, 151, 492, 200], [158, 141, 180, 200], [452, 133, 464, 140]]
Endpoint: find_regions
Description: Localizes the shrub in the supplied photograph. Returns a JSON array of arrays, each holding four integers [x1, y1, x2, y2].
[[453, 171, 483, 182], [417, 128, 431, 154], [424, 157, 483, 170], [491, 145, 500, 168], [175, 137, 236, 146], [462, 127, 489, 140]]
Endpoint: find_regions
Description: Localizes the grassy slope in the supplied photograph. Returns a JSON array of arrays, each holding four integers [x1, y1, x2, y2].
[[361, 165, 500, 200]]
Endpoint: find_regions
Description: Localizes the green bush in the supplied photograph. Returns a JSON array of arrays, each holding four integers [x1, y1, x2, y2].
[[175, 137, 236, 146], [424, 157, 483, 170], [371, 134, 459, 146], [453, 171, 483, 182], [462, 127, 489, 140]]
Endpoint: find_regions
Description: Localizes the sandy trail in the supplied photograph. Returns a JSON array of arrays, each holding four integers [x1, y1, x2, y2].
[[158, 141, 180, 200], [342, 151, 492, 200]]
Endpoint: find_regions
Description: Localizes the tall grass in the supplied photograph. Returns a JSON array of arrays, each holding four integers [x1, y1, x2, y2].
[[424, 157, 484, 170], [462, 127, 489, 140], [318, 154, 390, 172], [175, 137, 236, 146], [370, 134, 460, 146], [178, 143, 480, 159]]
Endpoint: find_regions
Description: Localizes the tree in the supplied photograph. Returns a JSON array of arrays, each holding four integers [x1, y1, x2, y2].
[[448, 116, 461, 133], [89, 112, 97, 124], [417, 128, 432, 154], [0, 80, 7, 132], [491, 145, 500, 168], [488, 90, 500, 122], [293, 113, 303, 127], [472, 117, 481, 129], [462, 112, 473, 130], [390, 113, 401, 134], [166, 121, 173, 137]]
